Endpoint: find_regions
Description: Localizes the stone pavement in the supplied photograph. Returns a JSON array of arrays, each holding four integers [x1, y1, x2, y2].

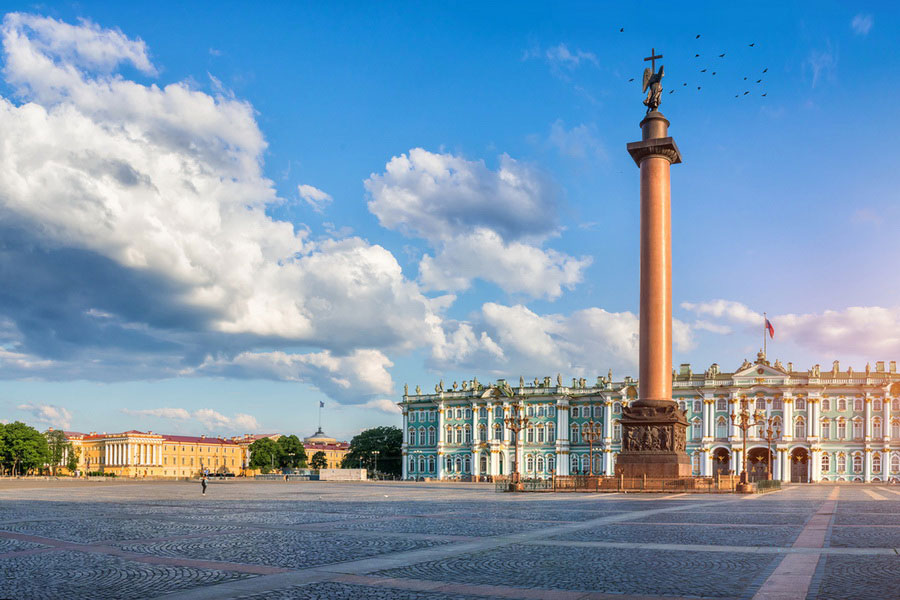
[[0, 480, 898, 599]]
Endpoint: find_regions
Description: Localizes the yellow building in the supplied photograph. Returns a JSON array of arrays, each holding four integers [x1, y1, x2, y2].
[[303, 428, 350, 469], [64, 430, 248, 477]]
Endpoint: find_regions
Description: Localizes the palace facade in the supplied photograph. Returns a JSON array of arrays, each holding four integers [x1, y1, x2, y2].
[[400, 354, 900, 484]]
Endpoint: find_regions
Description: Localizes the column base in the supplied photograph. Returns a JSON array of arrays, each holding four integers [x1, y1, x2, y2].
[[615, 402, 691, 478]]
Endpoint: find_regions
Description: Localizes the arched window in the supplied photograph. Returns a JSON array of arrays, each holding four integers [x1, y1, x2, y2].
[[445, 425, 453, 441], [526, 426, 534, 443], [892, 420, 900, 439], [455, 427, 463, 444], [822, 399, 831, 411], [428, 427, 436, 446], [571, 424, 581, 443], [419, 427, 427, 446], [873, 418, 883, 438], [679, 401, 687, 412], [854, 398, 863, 412], [694, 400, 702, 413], [548, 455, 556, 473], [570, 454, 579, 474], [464, 425, 472, 444], [852, 419, 863, 440], [463, 454, 471, 473], [419, 457, 426, 472], [548, 406, 556, 417], [614, 402, 622, 413], [892, 453, 900, 474], [536, 455, 544, 473], [837, 419, 847, 439], [538, 406, 545, 417], [537, 425, 545, 443], [613, 421, 622, 442], [893, 399, 900, 412], [592, 454, 602, 474], [493, 424, 502, 441], [873, 453, 882, 473], [548, 423, 556, 442], [581, 454, 590, 473], [465, 408, 472, 420], [773, 397, 783, 410], [853, 454, 863, 473], [821, 420, 831, 440], [756, 397, 766, 411], [795, 417, 806, 439], [526, 406, 534, 417], [454, 456, 462, 473], [571, 406, 579, 418], [410, 411, 417, 423], [428, 456, 435, 472], [716, 417, 728, 438], [408, 428, 416, 445], [494, 406, 502, 418], [692, 452, 700, 474], [716, 398, 727, 411], [874, 399, 883, 412], [409, 456, 416, 472], [691, 419, 702, 440], [594, 405, 603, 418], [445, 456, 453, 472], [796, 398, 806, 410], [821, 453, 830, 472], [479, 407, 487, 419], [838, 398, 847, 412], [836, 453, 846, 473], [479, 453, 488, 473]]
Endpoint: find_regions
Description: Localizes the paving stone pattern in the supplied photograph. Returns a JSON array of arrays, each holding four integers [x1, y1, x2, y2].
[[0, 480, 897, 599]]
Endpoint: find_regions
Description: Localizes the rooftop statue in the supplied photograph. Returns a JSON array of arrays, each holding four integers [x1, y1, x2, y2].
[[642, 48, 664, 112]]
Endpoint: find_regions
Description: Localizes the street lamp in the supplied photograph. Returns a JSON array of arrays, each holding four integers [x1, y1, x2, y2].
[[372, 450, 380, 478], [731, 401, 764, 491], [582, 402, 603, 477], [503, 402, 530, 490], [761, 417, 781, 481]]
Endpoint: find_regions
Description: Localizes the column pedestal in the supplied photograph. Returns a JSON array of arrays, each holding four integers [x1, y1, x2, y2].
[[617, 404, 691, 478]]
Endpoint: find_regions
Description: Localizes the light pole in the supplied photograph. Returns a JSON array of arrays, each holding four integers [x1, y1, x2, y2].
[[582, 403, 603, 477], [372, 450, 380, 478], [761, 417, 781, 481], [731, 402, 763, 492], [503, 403, 530, 490]]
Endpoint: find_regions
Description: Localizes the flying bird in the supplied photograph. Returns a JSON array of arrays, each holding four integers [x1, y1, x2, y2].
[[743, 91, 749, 95], [696, 34, 701, 39], [701, 68, 707, 72], [763, 68, 768, 73], [719, 53, 726, 58], [619, 27, 624, 32], [628, 78, 635, 82], [669, 90, 674, 94], [748, 43, 755, 47], [762, 92, 767, 97], [744, 77, 748, 80], [735, 94, 739, 98], [712, 72, 717, 75], [756, 79, 762, 83], [683, 82, 687, 86], [695, 53, 700, 57], [697, 86, 701, 90]]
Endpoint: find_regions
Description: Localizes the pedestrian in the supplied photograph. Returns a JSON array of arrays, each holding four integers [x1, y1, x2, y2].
[[201, 474, 207, 495]]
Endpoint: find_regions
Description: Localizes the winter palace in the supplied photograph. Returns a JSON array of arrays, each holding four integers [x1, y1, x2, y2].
[[400, 353, 900, 484]]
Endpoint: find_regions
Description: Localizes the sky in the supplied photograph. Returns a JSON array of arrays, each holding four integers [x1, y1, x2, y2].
[[0, 2, 898, 441]]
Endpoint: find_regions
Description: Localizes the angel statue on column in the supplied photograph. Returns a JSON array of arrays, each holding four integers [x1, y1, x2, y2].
[[642, 64, 664, 112]]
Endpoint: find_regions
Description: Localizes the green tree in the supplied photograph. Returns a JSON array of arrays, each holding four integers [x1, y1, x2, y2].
[[1, 422, 50, 476], [66, 445, 80, 474], [341, 426, 402, 476], [248, 437, 281, 473], [310, 451, 328, 470], [276, 435, 308, 469], [46, 429, 69, 475]]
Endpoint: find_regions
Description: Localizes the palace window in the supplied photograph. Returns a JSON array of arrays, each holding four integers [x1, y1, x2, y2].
[[873, 418, 883, 438], [795, 417, 806, 439], [478, 424, 486, 442], [852, 419, 863, 440], [837, 454, 846, 473], [837, 420, 847, 439], [571, 424, 581, 444], [853, 454, 863, 473], [838, 398, 847, 412], [480, 454, 488, 473], [821, 420, 830, 440], [873, 453, 882, 473], [582, 454, 591, 473], [854, 398, 864, 412], [408, 428, 415, 445], [694, 400, 702, 413], [463, 455, 471, 473], [537, 425, 545, 443], [893, 399, 900, 412], [716, 398, 727, 411], [479, 407, 487, 419], [593, 405, 602, 418], [455, 427, 463, 445], [445, 425, 453, 441], [526, 427, 534, 443], [493, 424, 502, 441], [548, 423, 556, 442], [822, 399, 830, 411], [716, 417, 728, 439], [526, 455, 534, 472], [548, 455, 556, 473], [796, 398, 806, 410], [419, 457, 426, 472], [874, 399, 882, 411], [613, 421, 622, 442], [457, 408, 464, 419], [773, 398, 783, 410], [527, 406, 534, 417], [892, 453, 900, 474], [692, 452, 701, 475], [428, 427, 436, 445], [494, 406, 502, 418], [570, 454, 580, 474], [691, 419, 702, 440], [464, 426, 472, 444], [466, 408, 472, 420], [549, 406, 556, 417], [428, 456, 435, 472], [756, 398, 766, 411], [892, 420, 900, 439], [409, 457, 416, 473], [679, 401, 687, 412], [821, 453, 830, 472], [571, 407, 579, 418], [536, 456, 544, 473], [614, 402, 622, 414], [409, 412, 416, 423], [538, 406, 545, 417]]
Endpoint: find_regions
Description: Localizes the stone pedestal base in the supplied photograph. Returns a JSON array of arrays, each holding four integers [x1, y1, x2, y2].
[[615, 403, 691, 478]]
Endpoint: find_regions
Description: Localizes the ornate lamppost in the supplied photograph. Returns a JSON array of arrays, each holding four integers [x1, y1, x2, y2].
[[498, 381, 529, 491], [731, 401, 763, 492], [372, 450, 380, 479], [583, 402, 603, 477], [761, 417, 781, 481]]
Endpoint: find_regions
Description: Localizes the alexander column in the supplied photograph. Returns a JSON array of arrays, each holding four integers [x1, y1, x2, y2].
[[617, 49, 691, 479]]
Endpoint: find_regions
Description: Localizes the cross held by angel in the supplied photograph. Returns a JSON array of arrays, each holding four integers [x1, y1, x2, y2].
[[642, 48, 664, 112]]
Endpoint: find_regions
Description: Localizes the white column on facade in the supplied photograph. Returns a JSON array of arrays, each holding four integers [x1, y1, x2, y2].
[[436, 402, 445, 480], [865, 448, 873, 482], [703, 449, 713, 476], [732, 448, 741, 474], [864, 396, 872, 441], [782, 397, 793, 442], [490, 449, 499, 476], [602, 400, 613, 440], [105, 444, 110, 466], [884, 396, 892, 442], [778, 448, 788, 481], [471, 402, 478, 443], [556, 396, 570, 476], [703, 399, 712, 438], [729, 398, 739, 440], [810, 448, 820, 482], [112, 443, 117, 465], [401, 407, 408, 480], [516, 400, 525, 479]]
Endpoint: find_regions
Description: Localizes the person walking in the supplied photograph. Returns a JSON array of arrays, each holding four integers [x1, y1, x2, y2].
[[201, 475, 208, 495]]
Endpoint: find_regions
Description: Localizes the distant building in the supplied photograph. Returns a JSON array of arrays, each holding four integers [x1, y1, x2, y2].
[[303, 428, 350, 469], [400, 354, 900, 484]]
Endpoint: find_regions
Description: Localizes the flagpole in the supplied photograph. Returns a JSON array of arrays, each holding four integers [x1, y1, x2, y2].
[[763, 312, 767, 357]]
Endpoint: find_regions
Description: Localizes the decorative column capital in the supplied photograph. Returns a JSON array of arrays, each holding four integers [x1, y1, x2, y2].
[[626, 137, 682, 167]]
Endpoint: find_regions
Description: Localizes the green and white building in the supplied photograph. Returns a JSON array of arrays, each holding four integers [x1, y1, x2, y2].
[[401, 352, 900, 483]]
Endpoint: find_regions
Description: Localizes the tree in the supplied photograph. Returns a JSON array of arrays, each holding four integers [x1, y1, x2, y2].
[[341, 426, 402, 476], [248, 437, 281, 473], [46, 429, 69, 475], [1, 422, 50, 476], [276, 435, 308, 469], [66, 445, 80, 474], [310, 451, 328, 470]]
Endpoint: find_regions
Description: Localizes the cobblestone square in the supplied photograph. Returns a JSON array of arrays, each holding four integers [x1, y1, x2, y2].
[[0, 480, 898, 599]]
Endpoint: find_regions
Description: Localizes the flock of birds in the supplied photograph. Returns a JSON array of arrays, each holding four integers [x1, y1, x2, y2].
[[619, 30, 769, 99]]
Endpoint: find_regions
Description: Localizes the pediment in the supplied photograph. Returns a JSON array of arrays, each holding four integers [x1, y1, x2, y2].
[[733, 362, 788, 381]]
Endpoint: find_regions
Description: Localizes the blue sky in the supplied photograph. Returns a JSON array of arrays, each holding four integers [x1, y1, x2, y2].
[[0, 2, 897, 440]]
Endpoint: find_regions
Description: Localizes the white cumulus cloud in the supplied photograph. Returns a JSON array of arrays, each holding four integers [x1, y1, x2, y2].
[[122, 407, 260, 433], [298, 184, 332, 212], [17, 403, 72, 429]]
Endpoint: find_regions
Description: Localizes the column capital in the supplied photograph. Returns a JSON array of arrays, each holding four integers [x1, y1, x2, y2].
[[626, 137, 682, 166]]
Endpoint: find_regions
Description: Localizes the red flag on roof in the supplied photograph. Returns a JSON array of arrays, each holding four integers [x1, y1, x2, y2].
[[765, 318, 775, 338]]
